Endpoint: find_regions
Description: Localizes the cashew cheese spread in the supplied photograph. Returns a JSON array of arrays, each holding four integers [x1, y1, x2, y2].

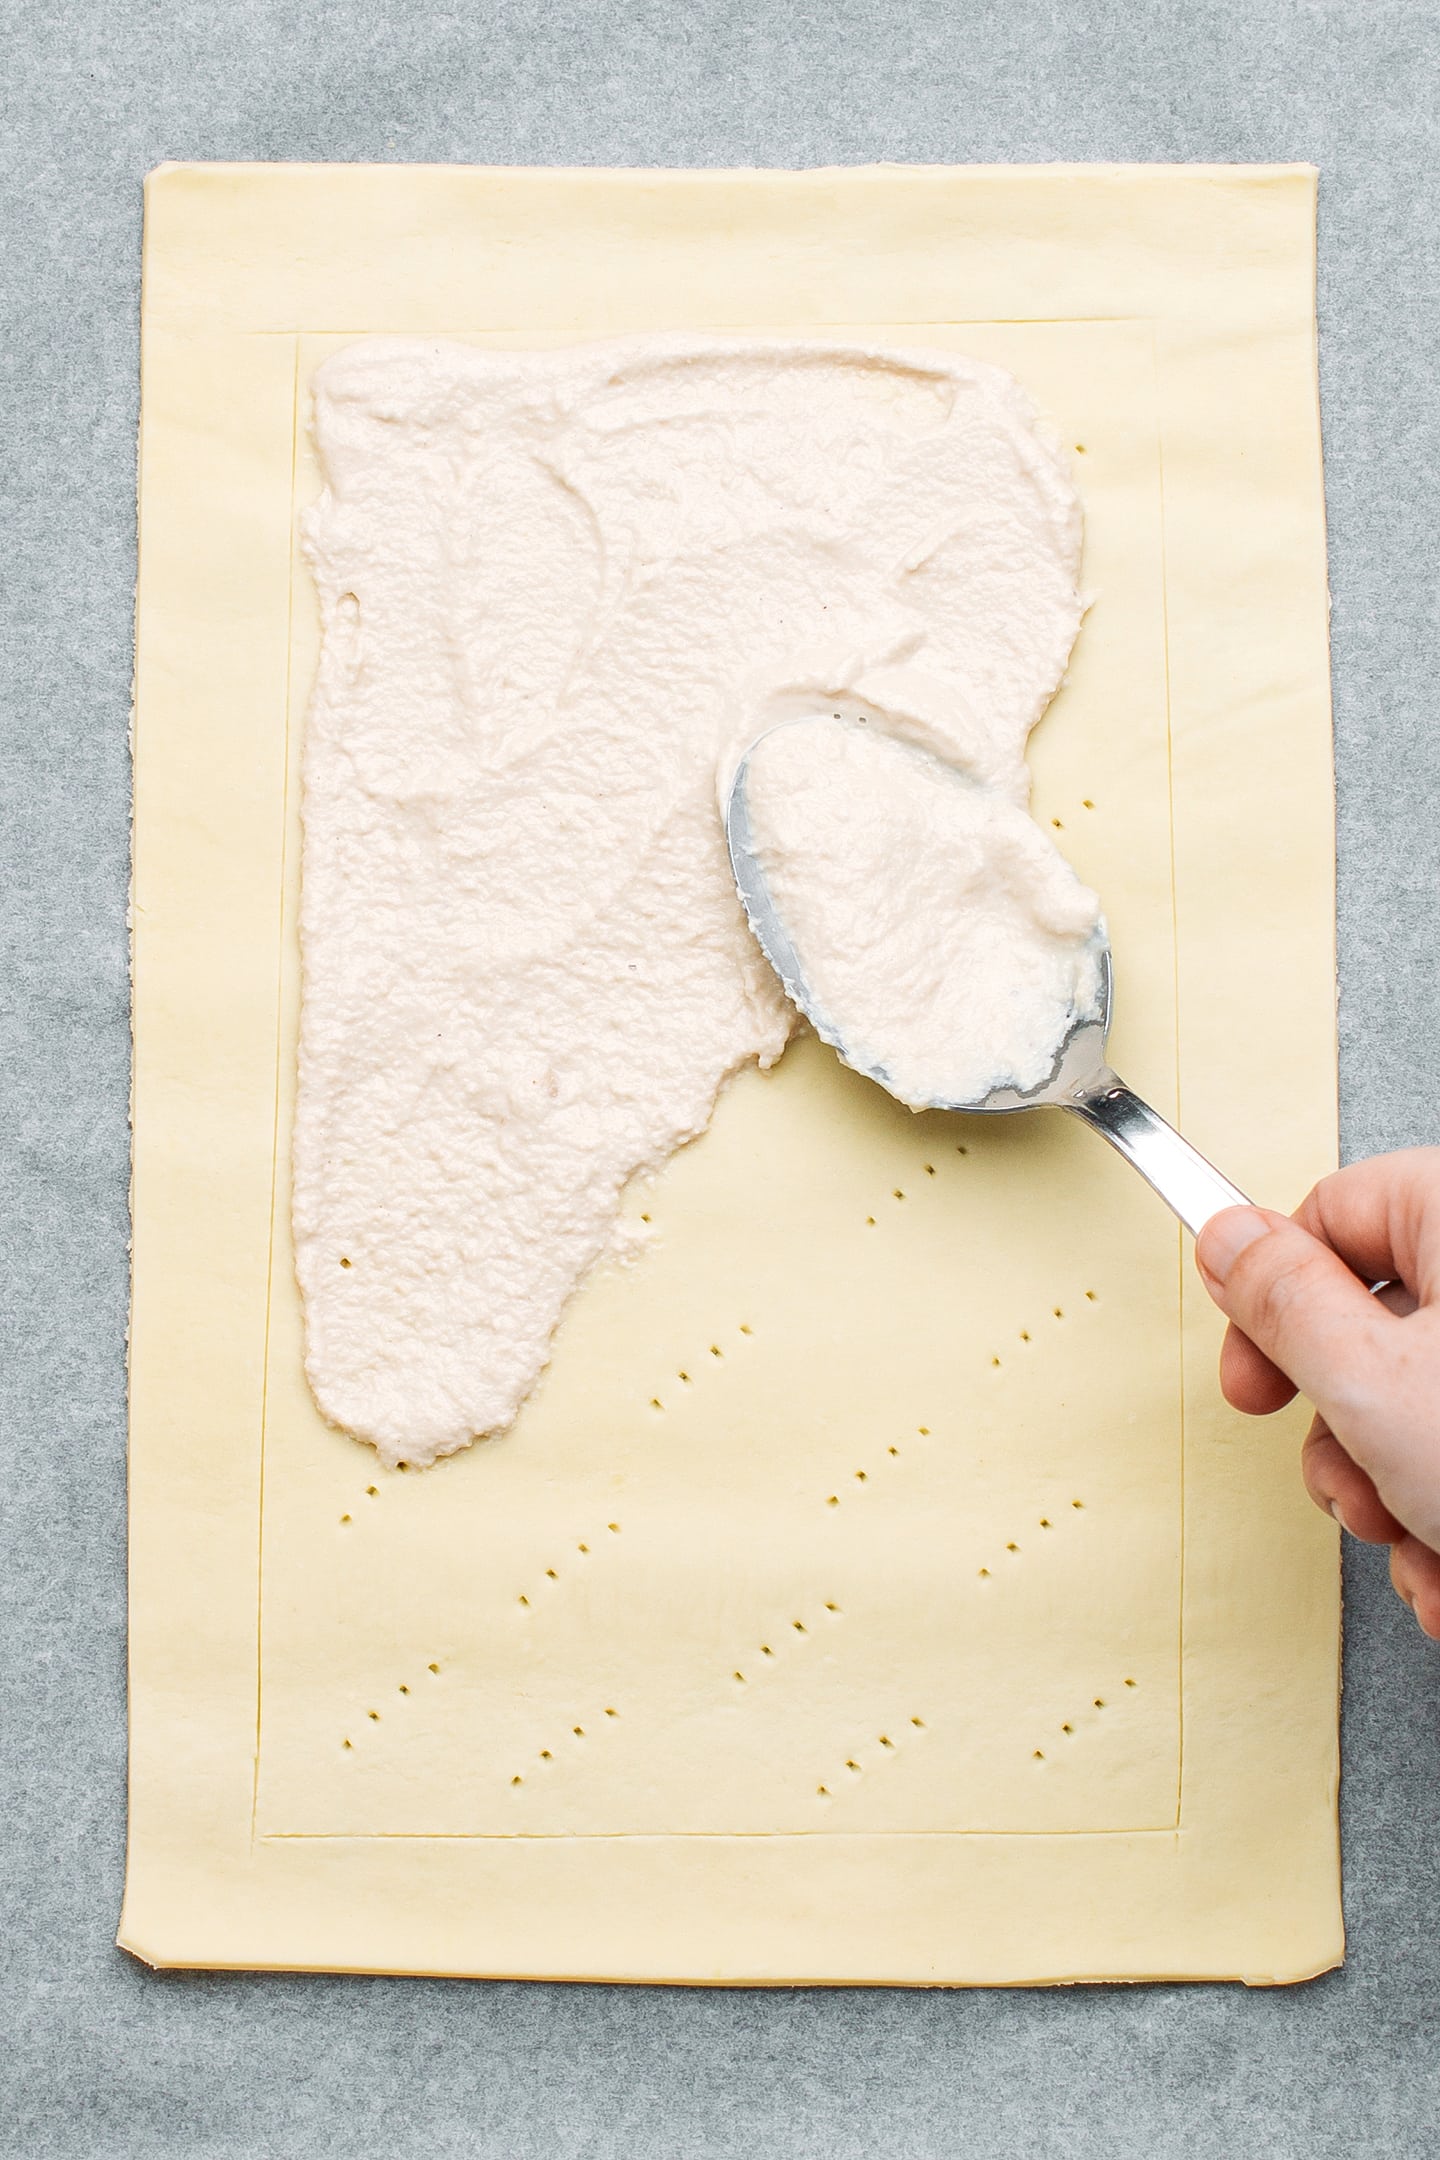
[[741, 716, 1104, 1110], [296, 335, 1087, 1464]]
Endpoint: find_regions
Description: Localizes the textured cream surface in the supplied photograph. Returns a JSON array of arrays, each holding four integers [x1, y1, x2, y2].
[[124, 163, 1341, 1987], [296, 335, 1086, 1464], [745, 716, 1105, 1107]]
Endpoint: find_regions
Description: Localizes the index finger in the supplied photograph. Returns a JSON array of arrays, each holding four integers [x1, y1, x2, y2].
[[1295, 1149, 1440, 1303]]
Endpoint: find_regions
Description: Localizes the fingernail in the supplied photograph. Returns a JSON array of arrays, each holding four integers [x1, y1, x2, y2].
[[1197, 1206, 1273, 1286], [1329, 1499, 1352, 1536]]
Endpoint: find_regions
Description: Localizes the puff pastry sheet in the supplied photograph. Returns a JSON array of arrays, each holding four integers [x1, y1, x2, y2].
[[123, 162, 1340, 1984]]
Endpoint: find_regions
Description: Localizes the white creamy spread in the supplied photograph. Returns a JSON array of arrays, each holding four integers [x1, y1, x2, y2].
[[296, 334, 1085, 1464], [742, 716, 1104, 1109]]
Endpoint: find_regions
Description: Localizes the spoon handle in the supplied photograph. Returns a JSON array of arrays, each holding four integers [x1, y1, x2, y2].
[[1064, 1071, 1250, 1236]]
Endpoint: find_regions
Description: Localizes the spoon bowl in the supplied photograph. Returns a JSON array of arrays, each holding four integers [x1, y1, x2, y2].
[[725, 724, 1249, 1237]]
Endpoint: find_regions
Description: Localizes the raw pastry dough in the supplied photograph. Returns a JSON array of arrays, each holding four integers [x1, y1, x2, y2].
[[123, 162, 1341, 1984]]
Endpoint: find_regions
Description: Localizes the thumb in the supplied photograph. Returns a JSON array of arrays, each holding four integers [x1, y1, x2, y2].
[[1194, 1205, 1394, 1429]]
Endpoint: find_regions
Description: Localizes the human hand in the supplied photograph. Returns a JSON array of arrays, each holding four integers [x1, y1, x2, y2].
[[1194, 1150, 1440, 1639]]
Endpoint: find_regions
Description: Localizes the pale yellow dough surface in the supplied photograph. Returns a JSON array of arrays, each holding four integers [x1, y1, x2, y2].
[[124, 162, 1341, 1985]]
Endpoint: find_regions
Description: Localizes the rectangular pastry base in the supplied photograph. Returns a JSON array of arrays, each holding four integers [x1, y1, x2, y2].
[[124, 162, 1341, 1984]]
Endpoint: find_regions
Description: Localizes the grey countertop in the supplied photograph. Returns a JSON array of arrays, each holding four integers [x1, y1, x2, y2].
[[4, 2, 1440, 2153]]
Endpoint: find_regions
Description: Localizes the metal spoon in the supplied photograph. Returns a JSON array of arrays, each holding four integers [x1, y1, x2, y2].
[[725, 727, 1250, 1238]]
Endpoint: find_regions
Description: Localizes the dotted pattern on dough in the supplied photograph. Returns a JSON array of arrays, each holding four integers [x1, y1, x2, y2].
[[263, 1035, 1180, 1841]]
